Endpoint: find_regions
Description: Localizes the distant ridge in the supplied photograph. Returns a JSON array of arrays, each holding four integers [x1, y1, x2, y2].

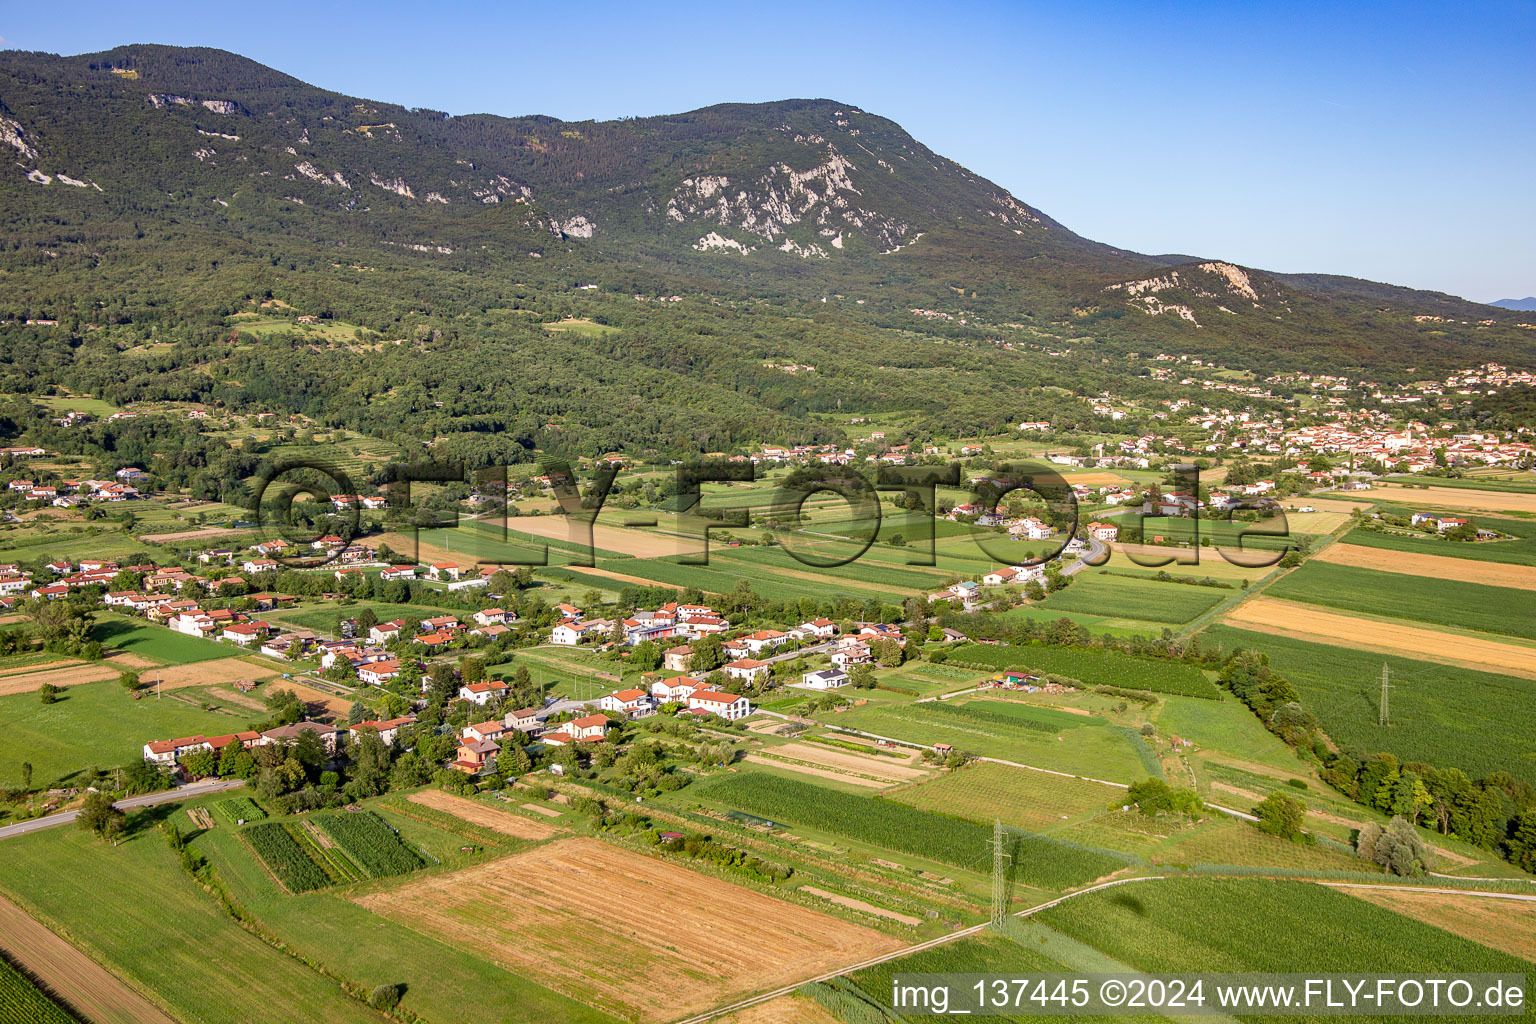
[[1489, 297, 1536, 311]]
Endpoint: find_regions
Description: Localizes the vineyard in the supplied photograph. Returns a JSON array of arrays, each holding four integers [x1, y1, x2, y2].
[[698, 773, 1131, 889], [241, 823, 332, 893], [0, 959, 74, 1024], [922, 701, 1078, 734], [214, 796, 266, 825], [314, 811, 425, 878], [946, 644, 1221, 698]]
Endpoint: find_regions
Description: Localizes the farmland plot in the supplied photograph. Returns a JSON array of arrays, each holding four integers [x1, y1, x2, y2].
[[1222, 598, 1536, 678], [1036, 878, 1534, 974], [1265, 561, 1536, 640], [0, 957, 77, 1024], [699, 773, 1132, 888], [886, 761, 1124, 833], [945, 644, 1221, 698], [1314, 542, 1536, 590], [1202, 624, 1536, 786], [353, 838, 902, 1021], [406, 790, 563, 839]]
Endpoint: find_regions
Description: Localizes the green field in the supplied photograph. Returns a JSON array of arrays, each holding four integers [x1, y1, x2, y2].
[[1037, 877, 1534, 974], [886, 761, 1124, 833], [0, 680, 253, 787], [0, 822, 385, 1024], [819, 700, 1152, 782], [313, 811, 424, 878], [1265, 561, 1536, 640], [696, 772, 1132, 889], [945, 644, 1222, 699], [274, 601, 460, 635], [196, 809, 614, 1024], [1201, 625, 1536, 786], [93, 616, 235, 665], [1039, 571, 1226, 625], [1342, 514, 1536, 566], [837, 878, 1531, 1023]]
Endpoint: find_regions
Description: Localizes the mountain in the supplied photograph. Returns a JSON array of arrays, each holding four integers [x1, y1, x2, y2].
[[0, 44, 1531, 460], [1489, 297, 1536, 311]]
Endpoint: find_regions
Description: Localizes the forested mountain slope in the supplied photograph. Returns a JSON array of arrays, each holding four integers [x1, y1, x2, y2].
[[0, 44, 1531, 460]]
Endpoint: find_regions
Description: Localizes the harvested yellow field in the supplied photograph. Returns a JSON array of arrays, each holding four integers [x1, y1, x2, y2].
[[1340, 887, 1536, 961], [1369, 483, 1536, 515], [1281, 510, 1351, 535], [1224, 598, 1536, 679], [1314, 543, 1536, 591], [354, 838, 903, 1021], [500, 515, 703, 558], [0, 661, 119, 695], [407, 791, 563, 839], [144, 657, 278, 689], [1061, 471, 1129, 486]]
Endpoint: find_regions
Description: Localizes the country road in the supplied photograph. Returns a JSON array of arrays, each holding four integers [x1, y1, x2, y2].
[[0, 778, 245, 841]]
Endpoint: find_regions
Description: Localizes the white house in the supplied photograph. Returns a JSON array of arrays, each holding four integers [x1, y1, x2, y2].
[[599, 688, 653, 716], [459, 679, 510, 705], [742, 629, 792, 655], [686, 690, 752, 720], [357, 660, 403, 686], [722, 658, 769, 682], [830, 641, 873, 669], [798, 669, 848, 690], [349, 715, 416, 747], [651, 676, 704, 701], [1086, 521, 1119, 542]]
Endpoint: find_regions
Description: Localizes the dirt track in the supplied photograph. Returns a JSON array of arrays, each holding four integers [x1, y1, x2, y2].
[[1314, 542, 1536, 591], [0, 893, 178, 1024], [1224, 598, 1536, 678]]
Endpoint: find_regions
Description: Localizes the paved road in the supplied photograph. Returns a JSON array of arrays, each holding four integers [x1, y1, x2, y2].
[[0, 778, 245, 841]]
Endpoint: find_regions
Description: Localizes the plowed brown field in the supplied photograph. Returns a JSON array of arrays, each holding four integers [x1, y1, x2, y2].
[[0, 894, 177, 1024], [406, 791, 562, 839], [353, 837, 903, 1020]]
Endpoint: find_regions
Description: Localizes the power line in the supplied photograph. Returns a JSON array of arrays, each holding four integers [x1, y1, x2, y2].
[[1378, 662, 1391, 727]]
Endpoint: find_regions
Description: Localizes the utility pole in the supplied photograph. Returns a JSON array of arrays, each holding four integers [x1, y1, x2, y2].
[[1378, 663, 1391, 727], [989, 818, 1012, 929]]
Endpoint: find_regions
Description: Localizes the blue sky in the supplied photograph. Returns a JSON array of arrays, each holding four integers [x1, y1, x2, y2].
[[3, 0, 1533, 301]]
